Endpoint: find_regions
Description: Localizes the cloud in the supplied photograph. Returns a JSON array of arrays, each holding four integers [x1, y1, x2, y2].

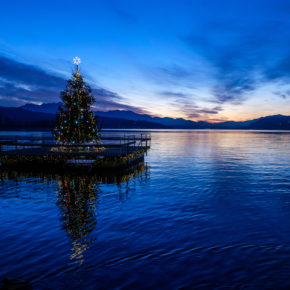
[[146, 22, 280, 107], [165, 91, 223, 119], [212, 77, 256, 105], [158, 65, 191, 80], [185, 106, 223, 119], [159, 87, 224, 120], [140, 7, 290, 115], [180, 17, 290, 104], [91, 91, 147, 113], [273, 90, 290, 99], [0, 56, 65, 91], [264, 54, 290, 82], [141, 15, 290, 113], [198, 107, 222, 115], [158, 91, 189, 99], [182, 31, 259, 104], [0, 55, 145, 113], [145, 64, 194, 87], [0, 56, 66, 105]]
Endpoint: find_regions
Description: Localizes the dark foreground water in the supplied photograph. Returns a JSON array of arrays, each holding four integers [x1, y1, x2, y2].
[[1, 130, 290, 289]]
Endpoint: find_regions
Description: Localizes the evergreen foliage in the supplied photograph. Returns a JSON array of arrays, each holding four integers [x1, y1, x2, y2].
[[54, 69, 100, 144]]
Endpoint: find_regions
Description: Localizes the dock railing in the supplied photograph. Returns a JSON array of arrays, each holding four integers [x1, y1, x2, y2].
[[0, 134, 151, 157]]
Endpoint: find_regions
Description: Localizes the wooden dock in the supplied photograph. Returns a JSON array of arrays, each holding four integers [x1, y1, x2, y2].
[[0, 134, 151, 171]]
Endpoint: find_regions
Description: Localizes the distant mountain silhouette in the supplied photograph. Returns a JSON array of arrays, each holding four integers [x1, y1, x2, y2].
[[97, 110, 215, 128], [21, 102, 62, 114], [0, 103, 289, 130], [0, 106, 170, 130], [246, 114, 290, 130], [0, 106, 55, 130], [93, 110, 290, 130]]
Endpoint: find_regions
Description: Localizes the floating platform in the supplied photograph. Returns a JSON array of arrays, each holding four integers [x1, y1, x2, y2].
[[0, 134, 151, 172]]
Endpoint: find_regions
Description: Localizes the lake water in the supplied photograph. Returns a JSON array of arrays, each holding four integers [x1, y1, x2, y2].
[[1, 130, 290, 288]]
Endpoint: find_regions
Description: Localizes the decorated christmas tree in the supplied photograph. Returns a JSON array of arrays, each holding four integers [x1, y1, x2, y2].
[[54, 57, 100, 144]]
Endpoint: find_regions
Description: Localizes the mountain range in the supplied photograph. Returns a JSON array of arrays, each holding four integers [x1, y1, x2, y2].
[[0, 102, 290, 130]]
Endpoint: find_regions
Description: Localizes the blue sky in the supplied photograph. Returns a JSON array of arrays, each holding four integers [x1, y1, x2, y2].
[[0, 0, 290, 121]]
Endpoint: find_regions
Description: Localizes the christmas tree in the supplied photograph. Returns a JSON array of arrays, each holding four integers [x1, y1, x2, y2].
[[54, 57, 100, 145]]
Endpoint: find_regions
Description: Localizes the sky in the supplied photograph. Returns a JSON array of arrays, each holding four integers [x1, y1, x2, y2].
[[0, 0, 290, 122]]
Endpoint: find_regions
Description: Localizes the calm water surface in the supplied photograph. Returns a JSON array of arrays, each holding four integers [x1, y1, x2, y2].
[[1, 130, 290, 288]]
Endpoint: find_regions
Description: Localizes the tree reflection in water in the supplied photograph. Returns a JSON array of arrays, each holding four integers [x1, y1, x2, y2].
[[0, 164, 149, 265], [56, 175, 98, 264]]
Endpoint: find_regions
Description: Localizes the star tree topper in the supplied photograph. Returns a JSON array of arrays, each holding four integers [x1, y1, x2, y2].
[[73, 56, 81, 65], [73, 56, 81, 72]]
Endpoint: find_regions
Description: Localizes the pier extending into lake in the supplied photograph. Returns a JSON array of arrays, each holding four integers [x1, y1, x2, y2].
[[0, 134, 151, 172]]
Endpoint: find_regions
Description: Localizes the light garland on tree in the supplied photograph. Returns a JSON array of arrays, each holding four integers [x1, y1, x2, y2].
[[53, 57, 101, 147]]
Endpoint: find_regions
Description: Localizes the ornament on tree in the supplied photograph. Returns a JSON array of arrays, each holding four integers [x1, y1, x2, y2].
[[53, 57, 100, 145]]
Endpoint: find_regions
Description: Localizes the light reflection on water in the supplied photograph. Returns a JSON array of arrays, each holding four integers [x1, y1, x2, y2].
[[1, 130, 290, 288]]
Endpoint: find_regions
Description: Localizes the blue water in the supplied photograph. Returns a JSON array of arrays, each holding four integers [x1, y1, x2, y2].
[[1, 130, 290, 288]]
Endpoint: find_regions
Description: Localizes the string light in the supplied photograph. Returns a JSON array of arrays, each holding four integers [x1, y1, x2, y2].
[[53, 58, 100, 146]]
